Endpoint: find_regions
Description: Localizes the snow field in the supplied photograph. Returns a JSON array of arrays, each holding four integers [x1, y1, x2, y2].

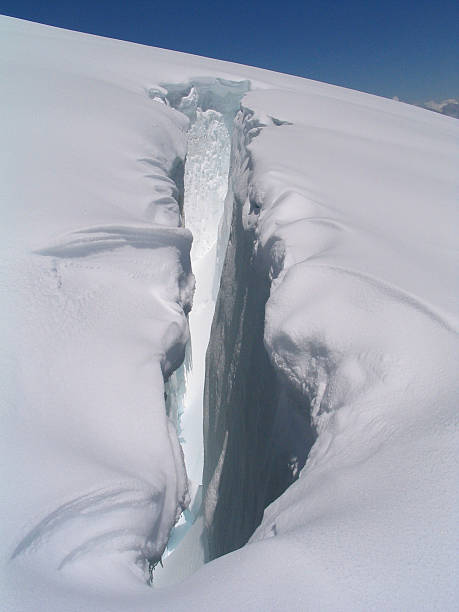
[[1, 14, 458, 612]]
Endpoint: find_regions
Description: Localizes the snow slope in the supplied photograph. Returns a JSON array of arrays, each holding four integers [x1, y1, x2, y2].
[[1, 15, 458, 611]]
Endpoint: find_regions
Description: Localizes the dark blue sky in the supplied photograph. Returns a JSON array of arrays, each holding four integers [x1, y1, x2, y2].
[[1, 0, 458, 101]]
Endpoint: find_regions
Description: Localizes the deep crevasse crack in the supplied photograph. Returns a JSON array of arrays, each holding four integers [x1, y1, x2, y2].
[[156, 80, 247, 585], [165, 108, 231, 556], [155, 79, 313, 583]]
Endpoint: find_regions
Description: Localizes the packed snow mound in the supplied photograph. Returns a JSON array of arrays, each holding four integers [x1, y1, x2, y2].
[[1, 14, 458, 612]]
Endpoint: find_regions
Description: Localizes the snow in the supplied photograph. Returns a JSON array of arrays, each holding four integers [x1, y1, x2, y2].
[[1, 14, 458, 612]]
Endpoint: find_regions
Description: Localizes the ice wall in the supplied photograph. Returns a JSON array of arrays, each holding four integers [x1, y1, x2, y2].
[[203, 109, 315, 560], [164, 109, 231, 556]]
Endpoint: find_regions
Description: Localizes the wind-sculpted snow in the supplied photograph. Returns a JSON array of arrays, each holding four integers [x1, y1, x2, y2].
[[10, 485, 167, 569], [1, 14, 458, 612], [35, 225, 192, 259]]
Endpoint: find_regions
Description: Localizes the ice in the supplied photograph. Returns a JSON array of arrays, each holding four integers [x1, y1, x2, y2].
[[181, 108, 231, 478], [160, 108, 231, 569], [185, 108, 231, 261], [202, 108, 316, 560]]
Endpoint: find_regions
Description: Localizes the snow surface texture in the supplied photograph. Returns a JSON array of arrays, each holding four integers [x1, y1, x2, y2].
[[1, 15, 458, 612]]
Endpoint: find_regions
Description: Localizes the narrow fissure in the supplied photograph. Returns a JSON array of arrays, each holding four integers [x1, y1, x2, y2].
[[154, 79, 315, 583], [202, 120, 315, 559], [154, 79, 249, 586], [164, 107, 232, 561]]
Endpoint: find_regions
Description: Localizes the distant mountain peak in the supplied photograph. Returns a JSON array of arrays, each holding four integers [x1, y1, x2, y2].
[[420, 98, 459, 118]]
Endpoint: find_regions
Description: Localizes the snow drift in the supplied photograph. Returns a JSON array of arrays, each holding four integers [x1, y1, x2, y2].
[[1, 14, 458, 612]]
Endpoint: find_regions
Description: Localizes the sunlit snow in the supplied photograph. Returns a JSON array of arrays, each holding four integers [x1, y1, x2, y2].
[[1, 14, 458, 612]]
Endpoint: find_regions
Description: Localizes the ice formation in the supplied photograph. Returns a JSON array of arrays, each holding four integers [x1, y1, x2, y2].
[[162, 105, 231, 564], [1, 14, 458, 612], [157, 82, 249, 581]]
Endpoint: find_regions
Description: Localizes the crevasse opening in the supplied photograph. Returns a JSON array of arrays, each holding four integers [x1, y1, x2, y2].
[[165, 109, 231, 552], [155, 79, 249, 585], [156, 78, 313, 584]]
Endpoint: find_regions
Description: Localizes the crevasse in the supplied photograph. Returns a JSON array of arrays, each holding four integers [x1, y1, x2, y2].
[[157, 79, 314, 583], [155, 79, 249, 584], [164, 108, 231, 558], [202, 106, 315, 561]]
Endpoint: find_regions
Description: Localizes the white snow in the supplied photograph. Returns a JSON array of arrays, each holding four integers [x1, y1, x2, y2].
[[1, 14, 458, 612]]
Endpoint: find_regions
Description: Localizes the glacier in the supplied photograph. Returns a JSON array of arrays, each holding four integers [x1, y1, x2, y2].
[[1, 14, 458, 612]]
